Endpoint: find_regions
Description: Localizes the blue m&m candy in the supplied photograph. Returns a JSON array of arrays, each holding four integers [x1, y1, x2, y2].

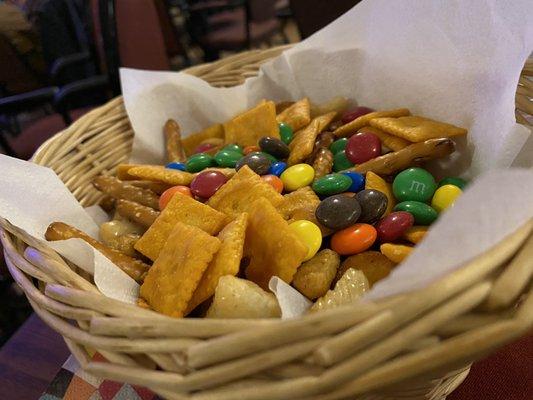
[[340, 171, 365, 193], [268, 161, 287, 176], [165, 162, 186, 171]]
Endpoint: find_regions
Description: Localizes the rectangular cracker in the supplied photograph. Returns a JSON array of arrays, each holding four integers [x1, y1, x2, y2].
[[140, 222, 221, 318], [186, 213, 248, 313], [334, 108, 411, 137], [207, 165, 284, 217], [224, 101, 279, 147], [127, 165, 194, 186], [134, 193, 228, 261], [116, 164, 145, 180], [287, 111, 337, 165], [358, 126, 410, 152], [182, 123, 224, 156], [245, 198, 308, 289], [276, 98, 311, 131], [369, 115, 467, 142]]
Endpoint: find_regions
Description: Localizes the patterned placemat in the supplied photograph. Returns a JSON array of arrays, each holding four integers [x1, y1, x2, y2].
[[39, 353, 161, 400]]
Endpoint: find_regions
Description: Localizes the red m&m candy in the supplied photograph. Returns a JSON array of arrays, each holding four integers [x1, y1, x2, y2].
[[375, 211, 414, 242], [190, 171, 228, 199], [341, 106, 374, 124], [345, 132, 381, 164]]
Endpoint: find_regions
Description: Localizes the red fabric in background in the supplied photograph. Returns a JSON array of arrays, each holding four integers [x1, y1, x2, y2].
[[449, 334, 533, 400], [115, 0, 170, 70]]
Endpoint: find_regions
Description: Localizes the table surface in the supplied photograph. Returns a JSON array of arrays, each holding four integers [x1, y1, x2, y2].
[[0, 314, 531, 400]]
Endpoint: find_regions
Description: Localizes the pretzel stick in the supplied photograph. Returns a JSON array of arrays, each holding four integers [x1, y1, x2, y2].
[[350, 138, 455, 176], [45, 222, 150, 282], [98, 195, 115, 212], [116, 199, 160, 228], [312, 148, 334, 182], [128, 180, 172, 195], [164, 119, 187, 162], [93, 176, 160, 210], [105, 233, 140, 257]]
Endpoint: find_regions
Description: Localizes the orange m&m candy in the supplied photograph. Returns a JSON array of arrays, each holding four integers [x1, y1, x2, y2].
[[261, 174, 283, 193], [159, 185, 192, 210], [243, 145, 260, 155], [331, 223, 377, 255]]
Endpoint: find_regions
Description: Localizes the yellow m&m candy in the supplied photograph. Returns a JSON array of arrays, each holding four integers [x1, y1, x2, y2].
[[280, 163, 315, 191], [289, 220, 322, 261], [431, 184, 462, 213]]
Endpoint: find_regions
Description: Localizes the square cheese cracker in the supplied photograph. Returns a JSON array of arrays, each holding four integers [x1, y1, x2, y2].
[[207, 165, 283, 217], [186, 213, 248, 313], [140, 222, 221, 318], [135, 193, 228, 260], [276, 98, 311, 131], [224, 101, 279, 147], [369, 115, 467, 142], [287, 112, 337, 165], [334, 108, 410, 137], [245, 198, 308, 290]]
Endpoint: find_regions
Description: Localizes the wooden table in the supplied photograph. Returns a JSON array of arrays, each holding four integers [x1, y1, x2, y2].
[[0, 314, 531, 400], [0, 314, 69, 400]]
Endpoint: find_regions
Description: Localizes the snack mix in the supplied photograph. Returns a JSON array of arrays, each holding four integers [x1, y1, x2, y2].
[[45, 98, 468, 318]]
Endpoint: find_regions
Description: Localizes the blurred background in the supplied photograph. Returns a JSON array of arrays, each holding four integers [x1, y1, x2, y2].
[[0, 0, 362, 346]]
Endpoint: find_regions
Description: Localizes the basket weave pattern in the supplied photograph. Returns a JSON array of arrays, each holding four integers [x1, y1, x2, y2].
[[2, 47, 532, 400]]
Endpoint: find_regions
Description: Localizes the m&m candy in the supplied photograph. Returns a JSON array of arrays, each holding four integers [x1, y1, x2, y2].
[[394, 201, 438, 225], [186, 153, 215, 172], [331, 223, 377, 255], [431, 184, 462, 212], [190, 170, 228, 199], [289, 220, 322, 261], [315, 194, 361, 230], [281, 164, 315, 191], [214, 149, 242, 168], [159, 186, 192, 209], [268, 161, 287, 176], [278, 122, 293, 144], [392, 167, 437, 202], [165, 162, 186, 171], [261, 175, 284, 193], [312, 173, 352, 196], [345, 132, 381, 164]]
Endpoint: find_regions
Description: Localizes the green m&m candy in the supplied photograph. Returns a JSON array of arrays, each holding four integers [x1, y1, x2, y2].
[[222, 143, 243, 154], [186, 153, 214, 172], [214, 149, 242, 168], [394, 201, 438, 225], [278, 123, 293, 145], [438, 177, 467, 190], [329, 138, 348, 155], [393, 167, 437, 202], [312, 173, 352, 196], [333, 150, 354, 172]]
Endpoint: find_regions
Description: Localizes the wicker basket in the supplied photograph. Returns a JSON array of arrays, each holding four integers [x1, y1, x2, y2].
[[2, 46, 532, 400]]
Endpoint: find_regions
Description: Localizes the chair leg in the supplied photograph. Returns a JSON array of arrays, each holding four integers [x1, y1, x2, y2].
[[280, 24, 290, 44], [59, 110, 72, 126], [203, 47, 220, 62], [0, 131, 17, 157]]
